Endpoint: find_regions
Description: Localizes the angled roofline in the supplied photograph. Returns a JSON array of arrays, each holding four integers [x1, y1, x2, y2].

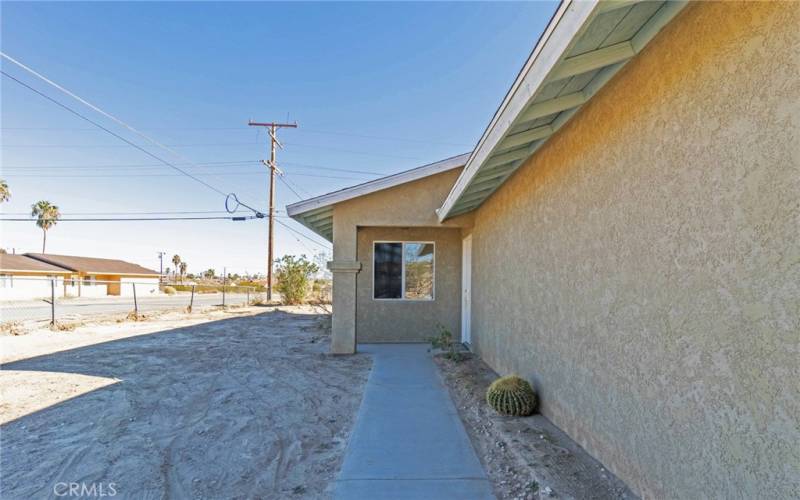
[[437, 0, 688, 220], [286, 152, 470, 217], [286, 152, 470, 242], [436, 0, 588, 221], [0, 254, 73, 274], [24, 253, 160, 276]]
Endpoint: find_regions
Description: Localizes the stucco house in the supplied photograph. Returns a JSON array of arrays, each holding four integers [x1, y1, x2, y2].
[[288, 1, 799, 497], [0, 253, 160, 299]]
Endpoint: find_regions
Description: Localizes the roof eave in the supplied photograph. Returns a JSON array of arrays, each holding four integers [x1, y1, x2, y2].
[[437, 0, 688, 221], [286, 152, 471, 242]]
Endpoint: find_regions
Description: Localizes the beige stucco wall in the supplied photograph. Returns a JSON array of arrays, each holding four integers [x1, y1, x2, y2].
[[329, 167, 472, 352], [356, 226, 462, 343], [469, 2, 799, 498]]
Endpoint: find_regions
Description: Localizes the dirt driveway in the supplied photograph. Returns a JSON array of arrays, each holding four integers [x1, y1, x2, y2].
[[1, 307, 371, 499]]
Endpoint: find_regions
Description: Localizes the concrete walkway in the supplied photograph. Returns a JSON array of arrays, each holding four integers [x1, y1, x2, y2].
[[334, 344, 495, 500]]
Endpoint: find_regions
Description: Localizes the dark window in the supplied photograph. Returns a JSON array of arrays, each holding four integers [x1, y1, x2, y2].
[[374, 242, 402, 299]]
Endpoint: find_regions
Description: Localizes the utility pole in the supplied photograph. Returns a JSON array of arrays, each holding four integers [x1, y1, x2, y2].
[[247, 120, 297, 301], [157, 251, 165, 283]]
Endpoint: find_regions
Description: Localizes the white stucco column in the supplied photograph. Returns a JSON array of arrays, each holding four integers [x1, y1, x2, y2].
[[327, 260, 361, 354]]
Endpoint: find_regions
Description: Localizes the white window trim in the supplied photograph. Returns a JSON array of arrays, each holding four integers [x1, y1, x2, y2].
[[372, 241, 436, 301]]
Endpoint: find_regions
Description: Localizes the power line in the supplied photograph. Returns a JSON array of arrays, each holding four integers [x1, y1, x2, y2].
[[1, 142, 260, 148], [0, 215, 261, 222], [2, 171, 373, 180], [0, 160, 260, 169], [2, 140, 426, 160], [277, 175, 304, 200], [275, 218, 331, 248], [0, 71, 249, 205], [2, 210, 280, 216], [2, 160, 386, 177], [282, 175, 313, 198], [280, 161, 386, 176], [0, 54, 264, 216], [300, 127, 471, 147], [1, 125, 472, 147]]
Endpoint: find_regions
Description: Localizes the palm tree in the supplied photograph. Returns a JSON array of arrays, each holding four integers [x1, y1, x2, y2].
[[31, 200, 60, 253], [172, 254, 181, 281], [0, 180, 10, 203], [179, 262, 187, 283]]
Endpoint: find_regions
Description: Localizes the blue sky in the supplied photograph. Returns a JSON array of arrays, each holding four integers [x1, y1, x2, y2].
[[1, 1, 556, 276]]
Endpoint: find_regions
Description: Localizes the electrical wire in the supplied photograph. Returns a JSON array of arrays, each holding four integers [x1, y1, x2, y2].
[[279, 161, 386, 176], [2, 160, 386, 177], [277, 175, 304, 200], [0, 160, 260, 169], [1, 210, 281, 216], [0, 55, 264, 216], [2, 171, 374, 181], [275, 218, 331, 247], [1, 142, 261, 148], [0, 70, 249, 203], [282, 142, 421, 160], [2, 139, 426, 160], [0, 216, 261, 222], [2, 126, 472, 147]]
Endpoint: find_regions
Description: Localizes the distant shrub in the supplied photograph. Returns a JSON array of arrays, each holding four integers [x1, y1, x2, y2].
[[0, 320, 26, 336], [236, 280, 267, 292], [50, 321, 80, 332], [172, 284, 220, 293], [486, 375, 537, 416], [163, 286, 177, 295], [308, 279, 332, 304], [275, 255, 319, 305], [126, 310, 148, 322]]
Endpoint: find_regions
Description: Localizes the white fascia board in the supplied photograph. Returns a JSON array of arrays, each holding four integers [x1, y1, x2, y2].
[[286, 152, 471, 217], [437, 0, 600, 221]]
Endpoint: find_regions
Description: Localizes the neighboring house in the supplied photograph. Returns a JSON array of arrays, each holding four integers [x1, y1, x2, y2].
[[288, 1, 799, 498], [0, 254, 73, 300], [0, 253, 160, 299]]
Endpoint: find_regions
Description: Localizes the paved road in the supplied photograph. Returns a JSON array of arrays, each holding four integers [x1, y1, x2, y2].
[[0, 293, 250, 322]]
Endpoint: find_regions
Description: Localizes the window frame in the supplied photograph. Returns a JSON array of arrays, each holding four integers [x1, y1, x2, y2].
[[372, 240, 435, 301]]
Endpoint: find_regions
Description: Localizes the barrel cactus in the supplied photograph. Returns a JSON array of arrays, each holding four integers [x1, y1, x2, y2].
[[486, 375, 537, 416]]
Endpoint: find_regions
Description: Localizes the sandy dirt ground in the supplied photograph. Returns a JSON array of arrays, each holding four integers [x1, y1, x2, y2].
[[1, 306, 371, 499], [435, 354, 635, 500]]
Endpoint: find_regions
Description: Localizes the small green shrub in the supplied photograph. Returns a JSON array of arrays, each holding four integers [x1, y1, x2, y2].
[[429, 323, 463, 361], [486, 375, 537, 416], [162, 286, 177, 295], [275, 255, 319, 305]]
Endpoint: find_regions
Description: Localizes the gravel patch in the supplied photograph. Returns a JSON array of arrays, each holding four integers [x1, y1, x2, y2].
[[434, 353, 636, 500]]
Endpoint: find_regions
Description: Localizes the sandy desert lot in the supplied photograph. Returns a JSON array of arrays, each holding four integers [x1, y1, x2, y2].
[[1, 306, 371, 499]]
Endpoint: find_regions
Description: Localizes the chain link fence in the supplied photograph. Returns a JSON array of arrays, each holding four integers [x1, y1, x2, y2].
[[0, 276, 260, 331]]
